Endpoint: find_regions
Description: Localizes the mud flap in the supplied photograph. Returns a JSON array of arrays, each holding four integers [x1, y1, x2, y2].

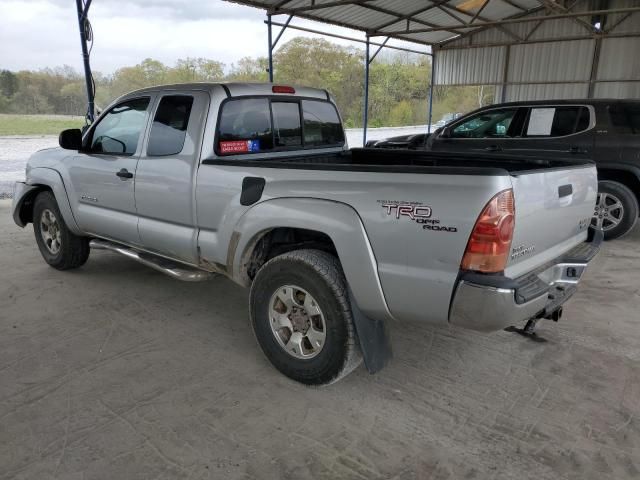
[[348, 288, 393, 374]]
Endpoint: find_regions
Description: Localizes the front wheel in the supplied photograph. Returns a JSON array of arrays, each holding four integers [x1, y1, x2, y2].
[[249, 249, 362, 385], [592, 180, 639, 240], [33, 191, 90, 270]]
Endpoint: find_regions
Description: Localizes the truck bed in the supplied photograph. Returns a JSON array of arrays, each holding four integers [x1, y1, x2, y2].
[[204, 148, 594, 175]]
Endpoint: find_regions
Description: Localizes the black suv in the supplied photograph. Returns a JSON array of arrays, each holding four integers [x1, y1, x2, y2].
[[379, 100, 640, 240]]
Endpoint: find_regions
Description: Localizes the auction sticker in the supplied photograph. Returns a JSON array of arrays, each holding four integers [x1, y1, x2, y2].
[[219, 140, 260, 154]]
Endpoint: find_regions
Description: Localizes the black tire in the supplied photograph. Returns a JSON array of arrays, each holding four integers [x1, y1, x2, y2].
[[33, 191, 90, 270], [594, 180, 639, 240], [249, 249, 362, 385]]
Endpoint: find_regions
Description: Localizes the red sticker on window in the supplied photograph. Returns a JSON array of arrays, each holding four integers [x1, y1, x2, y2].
[[220, 140, 249, 153]]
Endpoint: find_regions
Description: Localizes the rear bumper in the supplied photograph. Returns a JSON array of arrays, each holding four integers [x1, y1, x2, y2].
[[449, 228, 603, 332]]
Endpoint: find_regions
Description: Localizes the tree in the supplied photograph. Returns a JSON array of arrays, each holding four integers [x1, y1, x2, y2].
[[0, 70, 18, 97]]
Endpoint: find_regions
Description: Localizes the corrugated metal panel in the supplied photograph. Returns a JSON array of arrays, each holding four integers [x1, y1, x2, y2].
[[435, 47, 505, 85], [604, 0, 640, 34], [594, 82, 640, 98], [508, 40, 594, 83], [597, 37, 640, 81], [505, 83, 589, 101]]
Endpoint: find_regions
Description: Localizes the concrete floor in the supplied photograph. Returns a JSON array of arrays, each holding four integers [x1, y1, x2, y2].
[[1, 199, 639, 480]]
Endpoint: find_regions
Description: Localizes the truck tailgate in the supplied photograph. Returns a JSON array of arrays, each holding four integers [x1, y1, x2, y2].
[[505, 164, 597, 278]]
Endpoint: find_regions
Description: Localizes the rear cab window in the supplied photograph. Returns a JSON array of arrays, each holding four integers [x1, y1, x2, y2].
[[216, 96, 344, 156], [148, 95, 194, 156], [524, 106, 591, 137]]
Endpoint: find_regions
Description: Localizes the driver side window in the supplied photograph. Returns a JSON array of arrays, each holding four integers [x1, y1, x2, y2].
[[89, 97, 150, 155], [451, 108, 518, 139]]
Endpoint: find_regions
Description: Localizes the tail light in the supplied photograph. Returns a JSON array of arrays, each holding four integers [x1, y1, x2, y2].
[[272, 85, 295, 94], [461, 189, 515, 273]]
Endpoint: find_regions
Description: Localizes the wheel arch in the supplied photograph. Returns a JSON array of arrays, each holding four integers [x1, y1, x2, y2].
[[13, 168, 82, 234], [230, 197, 394, 324]]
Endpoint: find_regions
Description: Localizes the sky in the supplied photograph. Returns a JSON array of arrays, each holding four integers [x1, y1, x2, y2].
[[0, 0, 428, 74]]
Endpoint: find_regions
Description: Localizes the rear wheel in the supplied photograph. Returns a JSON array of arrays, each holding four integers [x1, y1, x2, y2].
[[249, 249, 361, 385], [33, 191, 90, 270], [592, 181, 638, 240]]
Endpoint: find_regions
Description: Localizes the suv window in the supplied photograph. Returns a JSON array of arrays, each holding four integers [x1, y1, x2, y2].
[[217, 97, 344, 155], [89, 97, 150, 155], [147, 95, 194, 156], [610, 104, 640, 134], [451, 109, 518, 138], [525, 106, 590, 137]]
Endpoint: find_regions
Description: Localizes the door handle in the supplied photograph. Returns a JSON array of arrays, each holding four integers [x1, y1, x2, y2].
[[116, 168, 133, 180], [484, 145, 501, 152], [567, 146, 582, 154]]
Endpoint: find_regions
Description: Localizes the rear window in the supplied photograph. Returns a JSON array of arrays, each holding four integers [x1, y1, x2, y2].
[[525, 106, 590, 137], [610, 104, 640, 134], [216, 97, 344, 155]]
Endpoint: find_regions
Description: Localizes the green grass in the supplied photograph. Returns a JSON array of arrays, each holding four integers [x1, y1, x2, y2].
[[0, 114, 85, 136]]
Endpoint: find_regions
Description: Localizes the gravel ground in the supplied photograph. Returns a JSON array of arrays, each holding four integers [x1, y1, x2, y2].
[[1, 199, 639, 479], [0, 126, 429, 198]]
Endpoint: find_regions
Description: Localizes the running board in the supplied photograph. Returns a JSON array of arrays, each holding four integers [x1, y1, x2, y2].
[[89, 239, 215, 282]]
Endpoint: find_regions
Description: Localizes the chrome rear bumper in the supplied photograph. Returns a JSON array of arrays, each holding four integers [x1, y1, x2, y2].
[[449, 228, 602, 332]]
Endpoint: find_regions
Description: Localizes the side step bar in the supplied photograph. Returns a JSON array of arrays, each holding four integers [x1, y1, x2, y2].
[[90, 239, 215, 282]]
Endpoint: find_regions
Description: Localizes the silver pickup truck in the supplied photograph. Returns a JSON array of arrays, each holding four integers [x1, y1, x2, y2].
[[12, 83, 602, 384]]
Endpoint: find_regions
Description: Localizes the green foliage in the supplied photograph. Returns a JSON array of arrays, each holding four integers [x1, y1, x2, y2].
[[0, 37, 496, 132]]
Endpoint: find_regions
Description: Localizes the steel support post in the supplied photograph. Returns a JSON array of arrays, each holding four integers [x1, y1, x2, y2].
[[267, 14, 274, 82], [75, 0, 94, 123], [427, 51, 435, 134], [363, 37, 370, 146]]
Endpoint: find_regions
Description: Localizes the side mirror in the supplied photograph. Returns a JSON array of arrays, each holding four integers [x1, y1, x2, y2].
[[440, 126, 452, 138], [59, 129, 83, 150]]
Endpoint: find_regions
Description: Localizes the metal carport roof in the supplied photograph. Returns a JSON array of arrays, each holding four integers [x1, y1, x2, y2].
[[223, 1, 640, 47]]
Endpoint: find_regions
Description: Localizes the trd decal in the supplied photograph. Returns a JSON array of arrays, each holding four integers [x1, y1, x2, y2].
[[379, 201, 432, 221], [378, 200, 457, 233]]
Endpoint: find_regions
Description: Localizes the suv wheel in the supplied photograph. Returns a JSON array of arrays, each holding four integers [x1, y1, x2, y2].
[[33, 191, 90, 269], [593, 180, 639, 240], [249, 249, 362, 385]]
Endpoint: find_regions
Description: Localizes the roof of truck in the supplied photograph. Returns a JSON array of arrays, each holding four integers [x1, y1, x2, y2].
[[123, 82, 330, 100]]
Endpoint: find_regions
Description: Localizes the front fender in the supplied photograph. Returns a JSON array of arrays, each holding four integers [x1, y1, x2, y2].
[[232, 197, 394, 324], [11, 168, 82, 235]]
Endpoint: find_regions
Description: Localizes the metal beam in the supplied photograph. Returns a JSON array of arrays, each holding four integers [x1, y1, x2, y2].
[[272, 15, 293, 49], [266, 20, 432, 56], [368, 37, 389, 64], [587, 36, 603, 98], [440, 3, 524, 41], [377, 7, 640, 36], [75, 0, 94, 123]]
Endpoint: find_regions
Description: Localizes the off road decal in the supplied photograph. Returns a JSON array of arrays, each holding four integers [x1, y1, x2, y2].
[[378, 200, 457, 232]]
